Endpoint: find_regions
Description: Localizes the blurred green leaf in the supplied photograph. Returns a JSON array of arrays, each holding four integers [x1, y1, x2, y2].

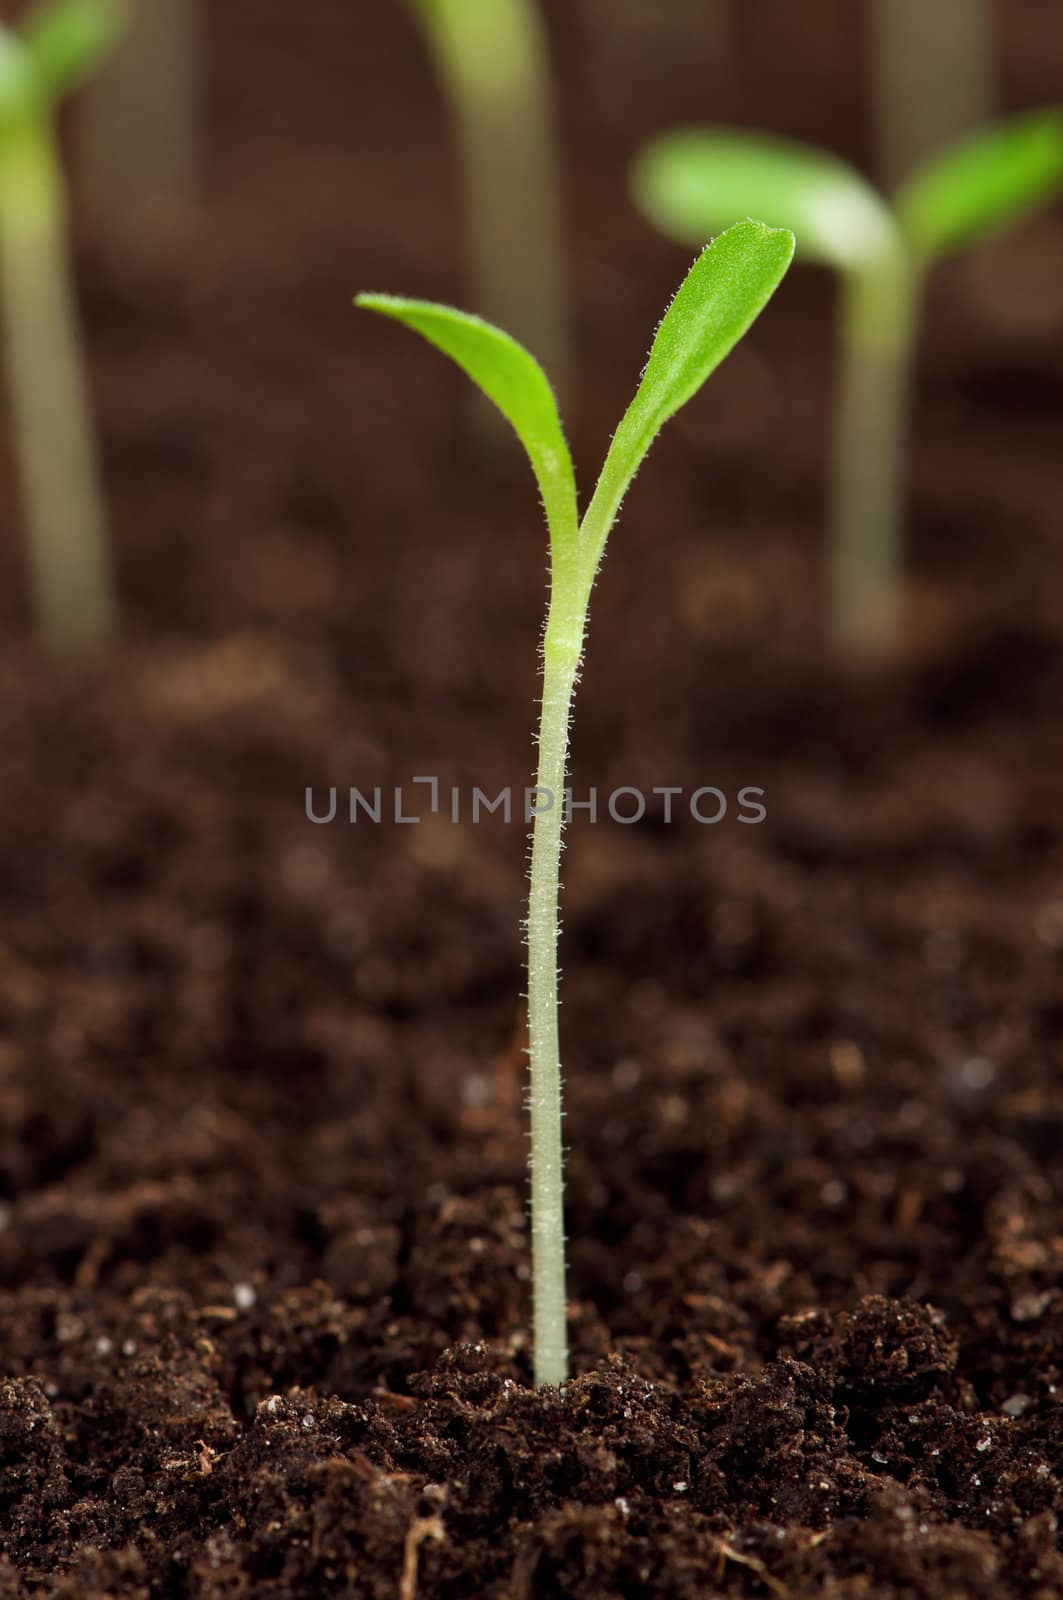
[[896, 105, 1063, 261], [0, 28, 41, 126], [632, 129, 894, 273], [19, 0, 127, 103], [355, 294, 578, 547]]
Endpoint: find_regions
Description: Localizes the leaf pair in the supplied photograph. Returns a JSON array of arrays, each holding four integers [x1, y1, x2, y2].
[[631, 106, 1063, 279], [357, 219, 795, 588]]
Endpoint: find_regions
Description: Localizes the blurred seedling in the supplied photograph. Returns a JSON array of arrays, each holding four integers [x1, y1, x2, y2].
[[78, 0, 202, 219], [579, 0, 730, 126], [357, 219, 795, 1387], [872, 0, 996, 191], [405, 0, 567, 391], [0, 0, 126, 652], [633, 109, 1063, 657]]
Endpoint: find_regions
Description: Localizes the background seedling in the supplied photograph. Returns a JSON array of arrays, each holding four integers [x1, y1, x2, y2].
[[78, 0, 201, 220], [872, 0, 995, 190], [579, 0, 730, 129], [357, 219, 794, 1387], [0, 0, 126, 652], [632, 110, 1063, 656], [404, 0, 567, 391]]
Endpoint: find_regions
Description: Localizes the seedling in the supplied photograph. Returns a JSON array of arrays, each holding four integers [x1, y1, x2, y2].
[[0, 0, 126, 651], [581, 0, 730, 117], [872, 0, 995, 191], [404, 0, 567, 388], [357, 220, 795, 1387], [78, 0, 201, 215], [632, 109, 1063, 656]]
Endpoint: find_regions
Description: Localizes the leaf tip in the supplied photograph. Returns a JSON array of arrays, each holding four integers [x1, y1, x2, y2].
[[750, 216, 797, 251], [720, 216, 798, 267]]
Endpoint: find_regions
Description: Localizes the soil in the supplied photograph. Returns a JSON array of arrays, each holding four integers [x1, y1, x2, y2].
[[3, 1, 1063, 1595]]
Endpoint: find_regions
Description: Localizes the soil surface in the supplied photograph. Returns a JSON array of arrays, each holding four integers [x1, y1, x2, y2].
[[3, 2, 1063, 1596]]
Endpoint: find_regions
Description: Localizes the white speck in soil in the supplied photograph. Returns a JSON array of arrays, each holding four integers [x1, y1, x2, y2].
[[960, 1056, 994, 1091], [1012, 1291, 1052, 1322], [460, 1073, 493, 1108]]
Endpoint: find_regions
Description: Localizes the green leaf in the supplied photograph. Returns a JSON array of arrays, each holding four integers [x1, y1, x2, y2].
[[355, 294, 578, 550], [580, 219, 794, 569], [19, 0, 127, 103], [896, 106, 1063, 262], [632, 128, 895, 273]]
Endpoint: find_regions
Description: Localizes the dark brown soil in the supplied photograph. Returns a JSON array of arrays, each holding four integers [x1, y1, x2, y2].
[[3, 2, 1063, 1595]]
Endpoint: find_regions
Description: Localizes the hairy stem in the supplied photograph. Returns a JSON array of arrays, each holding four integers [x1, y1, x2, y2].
[[0, 118, 115, 650], [526, 569, 586, 1390], [830, 242, 921, 657]]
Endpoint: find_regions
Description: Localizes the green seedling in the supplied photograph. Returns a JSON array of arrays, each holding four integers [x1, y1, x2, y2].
[[357, 219, 795, 1388], [872, 0, 995, 191], [405, 0, 567, 388], [581, 0, 730, 109], [79, 0, 201, 214], [0, 0, 126, 652], [632, 110, 1063, 656]]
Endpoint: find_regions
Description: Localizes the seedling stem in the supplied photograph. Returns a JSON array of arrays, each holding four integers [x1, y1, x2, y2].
[[872, 0, 995, 191], [79, 0, 201, 215], [407, 0, 567, 387], [832, 233, 919, 654], [0, 0, 126, 651]]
